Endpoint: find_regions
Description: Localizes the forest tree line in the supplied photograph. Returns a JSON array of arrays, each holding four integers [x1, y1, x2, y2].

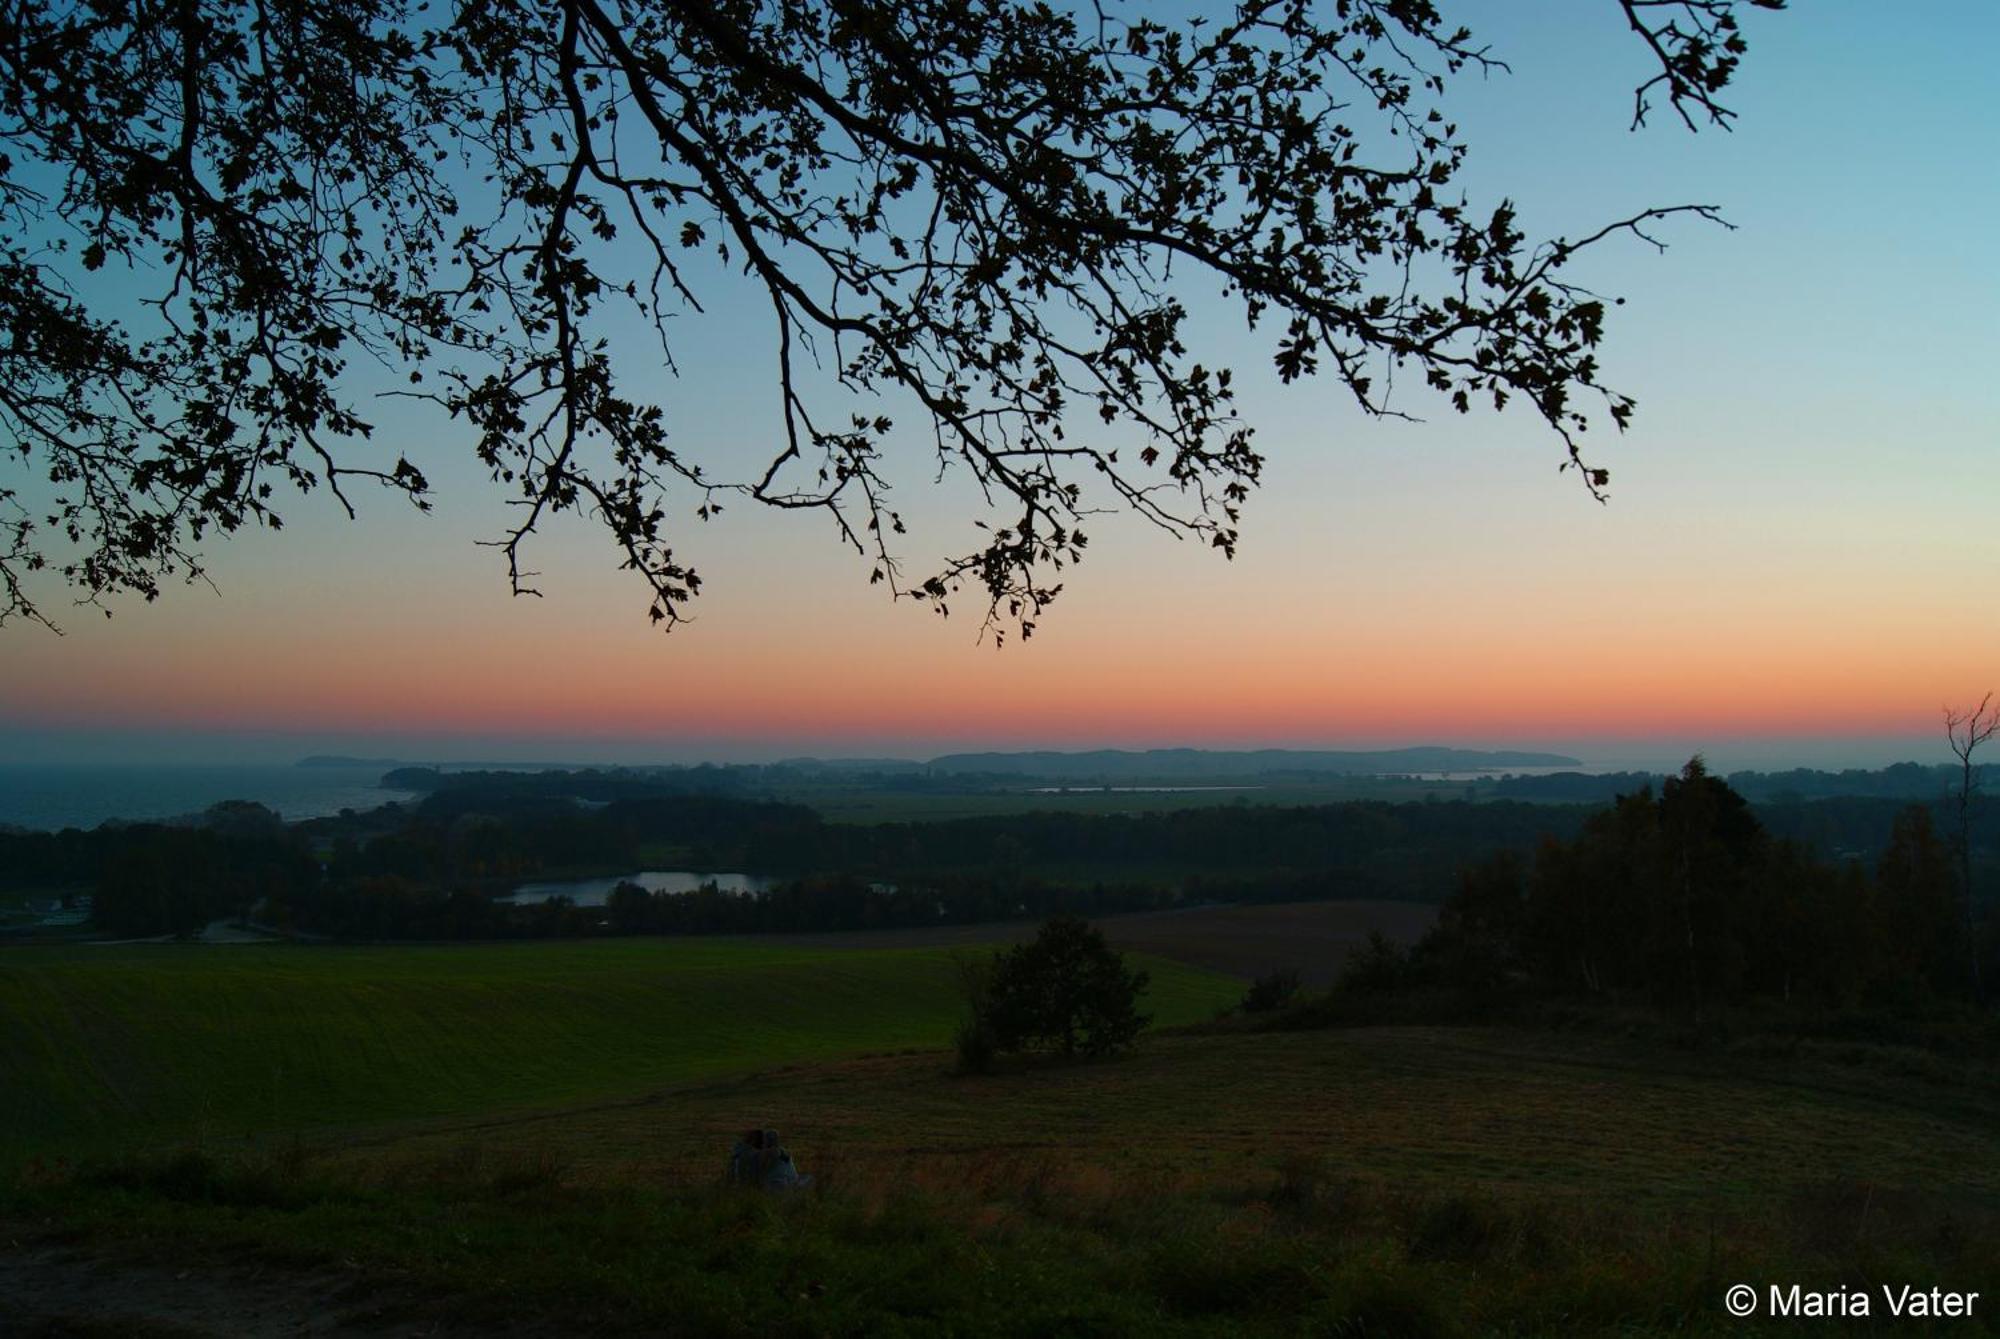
[[1, 768, 1992, 972], [1370, 761, 1991, 1012]]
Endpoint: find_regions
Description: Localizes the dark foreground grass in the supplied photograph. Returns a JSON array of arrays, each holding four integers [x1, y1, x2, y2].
[[8, 934, 1996, 1334], [294, 1025, 2000, 1209], [9, 1024, 1997, 1335], [12, 1134, 1994, 1337]]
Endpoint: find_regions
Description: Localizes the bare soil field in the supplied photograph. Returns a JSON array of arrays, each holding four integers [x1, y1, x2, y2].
[[765, 898, 1437, 985]]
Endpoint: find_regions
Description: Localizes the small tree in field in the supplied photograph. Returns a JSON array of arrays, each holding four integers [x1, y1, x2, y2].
[[1241, 967, 1304, 1014], [981, 915, 1151, 1059]]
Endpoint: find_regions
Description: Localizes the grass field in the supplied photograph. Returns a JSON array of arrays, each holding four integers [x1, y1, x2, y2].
[[295, 1022, 2000, 1206], [0, 938, 1240, 1154], [6, 931, 1996, 1335], [768, 899, 1438, 986], [9, 1022, 1994, 1336]]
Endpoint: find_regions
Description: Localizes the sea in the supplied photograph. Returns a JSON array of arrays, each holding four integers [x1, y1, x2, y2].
[[0, 764, 420, 832]]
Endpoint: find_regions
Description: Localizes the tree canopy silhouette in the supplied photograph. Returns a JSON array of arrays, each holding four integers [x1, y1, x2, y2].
[[0, 0, 1779, 635], [976, 913, 1151, 1058]]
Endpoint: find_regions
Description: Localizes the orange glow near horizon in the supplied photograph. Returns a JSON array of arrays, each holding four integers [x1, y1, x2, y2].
[[7, 585, 1982, 749]]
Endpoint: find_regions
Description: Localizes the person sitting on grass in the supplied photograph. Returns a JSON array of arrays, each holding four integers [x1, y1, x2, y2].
[[726, 1128, 812, 1191]]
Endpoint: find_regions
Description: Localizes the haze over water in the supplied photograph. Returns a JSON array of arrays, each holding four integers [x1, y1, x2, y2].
[[0, 764, 422, 833], [0, 733, 1948, 831]]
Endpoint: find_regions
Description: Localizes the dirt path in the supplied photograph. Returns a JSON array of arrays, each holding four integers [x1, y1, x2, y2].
[[0, 1231, 569, 1337]]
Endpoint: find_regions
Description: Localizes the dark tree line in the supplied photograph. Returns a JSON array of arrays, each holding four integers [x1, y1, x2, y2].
[[1410, 761, 1986, 1013], [9, 760, 1988, 963], [242, 868, 1193, 941], [313, 793, 822, 885], [597, 872, 1185, 938], [1492, 762, 1996, 806], [725, 799, 1595, 891], [86, 823, 315, 938], [26, 788, 1586, 938], [295, 784, 1593, 897]]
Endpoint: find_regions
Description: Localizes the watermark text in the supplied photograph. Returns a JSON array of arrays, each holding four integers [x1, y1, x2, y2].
[[1727, 1285, 1980, 1320]]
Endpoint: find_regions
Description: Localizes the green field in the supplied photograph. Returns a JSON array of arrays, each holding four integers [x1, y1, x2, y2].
[[0, 939, 1239, 1154]]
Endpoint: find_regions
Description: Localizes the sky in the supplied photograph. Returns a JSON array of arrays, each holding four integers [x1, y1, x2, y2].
[[3, 1, 1996, 769]]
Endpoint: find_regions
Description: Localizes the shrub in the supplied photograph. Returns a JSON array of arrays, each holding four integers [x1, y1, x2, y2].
[[979, 915, 1151, 1058], [953, 1015, 997, 1074], [488, 1143, 570, 1198], [1317, 1268, 1453, 1339], [1406, 1190, 1509, 1264], [950, 949, 998, 1073], [1338, 931, 1411, 994], [1242, 967, 1304, 1013], [79, 1147, 316, 1210], [1267, 1150, 1353, 1221]]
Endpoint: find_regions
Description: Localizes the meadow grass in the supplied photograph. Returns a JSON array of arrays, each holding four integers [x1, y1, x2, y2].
[[0, 937, 1239, 1154], [27, 1148, 1964, 1338], [292, 1024, 2000, 1209], [7, 938, 1997, 1334], [11, 1024, 1995, 1336]]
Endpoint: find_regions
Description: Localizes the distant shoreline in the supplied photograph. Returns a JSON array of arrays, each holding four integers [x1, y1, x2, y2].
[[0, 763, 421, 834]]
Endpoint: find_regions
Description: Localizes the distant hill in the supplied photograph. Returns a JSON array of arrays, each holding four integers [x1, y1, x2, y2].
[[295, 755, 405, 769], [921, 747, 1580, 779]]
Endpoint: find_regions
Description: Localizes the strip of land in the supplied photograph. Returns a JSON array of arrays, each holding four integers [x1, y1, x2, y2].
[[765, 898, 1437, 985]]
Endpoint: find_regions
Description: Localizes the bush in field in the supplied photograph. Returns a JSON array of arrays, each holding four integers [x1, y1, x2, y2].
[[977, 915, 1151, 1058], [1241, 967, 1303, 1014], [953, 1015, 998, 1075], [949, 950, 999, 1073], [1339, 931, 1412, 994]]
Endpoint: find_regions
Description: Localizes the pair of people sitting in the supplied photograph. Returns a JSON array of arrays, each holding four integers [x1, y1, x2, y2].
[[726, 1128, 811, 1191]]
